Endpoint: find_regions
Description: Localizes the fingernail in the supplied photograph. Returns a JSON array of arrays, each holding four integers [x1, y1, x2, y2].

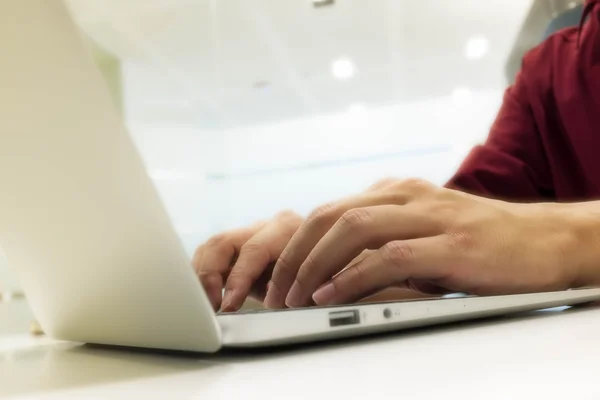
[[285, 281, 304, 308], [221, 289, 234, 311], [312, 283, 336, 305]]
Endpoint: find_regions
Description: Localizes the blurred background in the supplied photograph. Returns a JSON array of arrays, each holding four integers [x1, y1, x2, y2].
[[0, 0, 585, 334]]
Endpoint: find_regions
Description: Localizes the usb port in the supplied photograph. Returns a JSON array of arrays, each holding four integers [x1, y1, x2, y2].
[[329, 310, 360, 327]]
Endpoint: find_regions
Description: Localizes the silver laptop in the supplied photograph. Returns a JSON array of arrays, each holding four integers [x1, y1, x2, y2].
[[1, 0, 599, 353]]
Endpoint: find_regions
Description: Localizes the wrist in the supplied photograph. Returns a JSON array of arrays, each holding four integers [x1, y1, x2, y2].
[[555, 201, 600, 288]]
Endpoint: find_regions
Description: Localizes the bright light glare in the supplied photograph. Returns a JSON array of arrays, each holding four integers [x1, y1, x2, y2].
[[331, 58, 355, 80], [464, 35, 490, 60]]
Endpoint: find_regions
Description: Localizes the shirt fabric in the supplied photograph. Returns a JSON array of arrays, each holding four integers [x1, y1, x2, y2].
[[446, 0, 600, 202]]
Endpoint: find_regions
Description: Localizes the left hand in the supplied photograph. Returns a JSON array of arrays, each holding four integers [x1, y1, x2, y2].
[[263, 178, 580, 308]]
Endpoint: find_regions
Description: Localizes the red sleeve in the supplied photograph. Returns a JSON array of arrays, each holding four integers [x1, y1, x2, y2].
[[445, 69, 554, 201]]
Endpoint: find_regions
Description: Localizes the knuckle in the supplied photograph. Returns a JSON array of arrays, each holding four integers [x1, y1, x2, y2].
[[197, 271, 221, 289], [399, 178, 432, 193], [338, 208, 373, 231], [382, 241, 414, 267], [429, 199, 456, 217], [226, 269, 250, 287], [205, 233, 230, 249], [192, 245, 205, 266], [240, 240, 267, 255], [275, 209, 301, 221], [276, 251, 294, 273], [307, 203, 338, 225], [196, 269, 212, 280], [274, 209, 304, 233], [387, 178, 435, 204], [271, 252, 295, 286], [239, 241, 270, 263], [423, 200, 458, 226], [295, 253, 317, 282]]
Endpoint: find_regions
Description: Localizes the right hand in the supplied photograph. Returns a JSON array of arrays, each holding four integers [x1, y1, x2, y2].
[[193, 210, 304, 312], [193, 178, 436, 312]]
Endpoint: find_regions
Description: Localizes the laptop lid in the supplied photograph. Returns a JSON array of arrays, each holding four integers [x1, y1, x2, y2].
[[0, 0, 221, 352]]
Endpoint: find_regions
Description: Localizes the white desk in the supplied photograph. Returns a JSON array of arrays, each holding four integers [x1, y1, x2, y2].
[[2, 305, 600, 400]]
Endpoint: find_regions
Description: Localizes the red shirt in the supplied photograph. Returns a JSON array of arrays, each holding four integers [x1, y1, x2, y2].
[[446, 0, 600, 202]]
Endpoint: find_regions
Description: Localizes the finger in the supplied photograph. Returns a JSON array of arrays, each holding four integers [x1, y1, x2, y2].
[[193, 222, 266, 311], [312, 236, 450, 305], [221, 214, 301, 312], [265, 180, 436, 309], [264, 194, 387, 309], [285, 205, 440, 307], [342, 249, 376, 273]]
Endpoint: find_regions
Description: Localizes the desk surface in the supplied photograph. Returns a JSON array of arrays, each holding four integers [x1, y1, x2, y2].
[[2, 305, 600, 400]]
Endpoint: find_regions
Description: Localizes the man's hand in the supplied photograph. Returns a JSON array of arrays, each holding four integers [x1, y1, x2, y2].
[[193, 210, 303, 312], [193, 178, 423, 312], [263, 178, 581, 308]]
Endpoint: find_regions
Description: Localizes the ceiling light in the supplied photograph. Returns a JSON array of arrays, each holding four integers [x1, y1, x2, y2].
[[331, 58, 355, 80], [464, 35, 490, 60]]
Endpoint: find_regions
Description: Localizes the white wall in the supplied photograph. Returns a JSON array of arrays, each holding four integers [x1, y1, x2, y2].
[[204, 89, 502, 233], [126, 122, 227, 254], [219, 91, 501, 175], [0, 248, 18, 292]]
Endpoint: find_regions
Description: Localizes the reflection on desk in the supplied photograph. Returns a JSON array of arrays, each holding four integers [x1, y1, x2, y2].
[[2, 305, 600, 400], [0, 338, 227, 398]]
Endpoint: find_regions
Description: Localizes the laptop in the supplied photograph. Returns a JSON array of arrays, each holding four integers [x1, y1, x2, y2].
[[1, 0, 599, 353]]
